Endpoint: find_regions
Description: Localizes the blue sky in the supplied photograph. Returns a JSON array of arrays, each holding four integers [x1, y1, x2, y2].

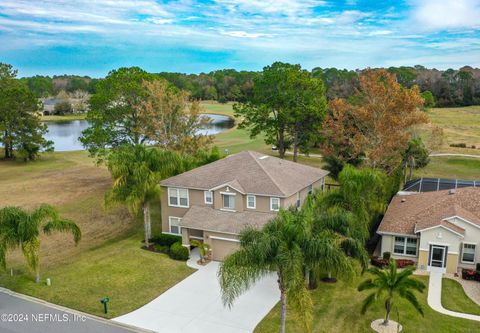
[[1, 0, 480, 77]]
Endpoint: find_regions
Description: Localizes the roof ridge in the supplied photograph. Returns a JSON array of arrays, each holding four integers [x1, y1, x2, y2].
[[247, 151, 285, 196]]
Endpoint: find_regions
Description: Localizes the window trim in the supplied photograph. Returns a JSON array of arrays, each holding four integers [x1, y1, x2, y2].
[[246, 195, 256, 209], [222, 192, 236, 210], [168, 187, 189, 208], [270, 197, 280, 212], [461, 243, 476, 264], [204, 190, 213, 205], [168, 216, 182, 235], [393, 236, 418, 257]]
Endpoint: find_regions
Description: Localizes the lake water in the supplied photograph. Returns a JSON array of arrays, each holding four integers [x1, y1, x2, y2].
[[44, 113, 234, 151]]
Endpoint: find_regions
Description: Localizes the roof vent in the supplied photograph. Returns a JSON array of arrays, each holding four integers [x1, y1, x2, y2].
[[449, 189, 456, 195], [259, 155, 269, 160], [401, 198, 406, 203]]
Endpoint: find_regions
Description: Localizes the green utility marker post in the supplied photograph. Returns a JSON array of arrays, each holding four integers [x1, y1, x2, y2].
[[100, 297, 110, 314]]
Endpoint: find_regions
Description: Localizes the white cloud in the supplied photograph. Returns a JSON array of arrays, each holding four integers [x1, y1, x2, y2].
[[220, 30, 269, 38], [410, 0, 480, 31]]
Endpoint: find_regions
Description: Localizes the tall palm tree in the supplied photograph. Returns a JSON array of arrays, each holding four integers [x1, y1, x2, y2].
[[0, 204, 81, 283], [358, 260, 426, 325], [105, 144, 182, 247], [219, 210, 312, 333], [300, 195, 361, 288]]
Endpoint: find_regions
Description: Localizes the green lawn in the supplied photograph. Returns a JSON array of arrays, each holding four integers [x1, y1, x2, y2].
[[199, 101, 235, 116], [442, 278, 480, 316], [0, 231, 194, 318], [255, 275, 479, 333], [413, 156, 480, 180], [40, 114, 87, 122]]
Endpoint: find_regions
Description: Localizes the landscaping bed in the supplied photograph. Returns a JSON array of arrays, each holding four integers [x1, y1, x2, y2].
[[370, 256, 416, 268], [142, 234, 189, 261]]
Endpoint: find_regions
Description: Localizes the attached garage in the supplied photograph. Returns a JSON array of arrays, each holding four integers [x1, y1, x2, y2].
[[210, 236, 240, 261]]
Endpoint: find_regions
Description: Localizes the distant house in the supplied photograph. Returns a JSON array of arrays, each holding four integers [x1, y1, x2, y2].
[[160, 151, 329, 260], [377, 188, 480, 274]]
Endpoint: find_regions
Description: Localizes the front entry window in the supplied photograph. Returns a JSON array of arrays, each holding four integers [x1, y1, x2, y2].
[[169, 217, 182, 235], [430, 246, 446, 268]]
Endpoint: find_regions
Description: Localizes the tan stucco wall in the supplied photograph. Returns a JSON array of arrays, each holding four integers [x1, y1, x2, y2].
[[447, 253, 459, 274], [418, 250, 428, 270], [160, 187, 207, 232]]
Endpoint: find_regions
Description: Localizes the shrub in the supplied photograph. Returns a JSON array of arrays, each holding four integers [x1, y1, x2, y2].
[[154, 244, 170, 254], [449, 143, 467, 148], [371, 257, 388, 268], [150, 234, 181, 247], [395, 259, 415, 268], [53, 101, 73, 115], [169, 242, 189, 261], [382, 252, 391, 260]]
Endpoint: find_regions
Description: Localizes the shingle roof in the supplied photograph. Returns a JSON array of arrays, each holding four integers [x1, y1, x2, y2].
[[179, 205, 276, 234], [160, 151, 328, 197], [378, 187, 480, 236]]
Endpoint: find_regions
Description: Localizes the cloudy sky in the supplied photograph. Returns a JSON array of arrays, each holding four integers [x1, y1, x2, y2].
[[1, 0, 480, 77]]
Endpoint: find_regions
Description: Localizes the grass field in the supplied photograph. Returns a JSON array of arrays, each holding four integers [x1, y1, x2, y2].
[[255, 275, 480, 333], [414, 156, 480, 180], [423, 106, 480, 155], [442, 278, 480, 316], [40, 114, 86, 122], [0, 151, 195, 317], [0, 231, 194, 318]]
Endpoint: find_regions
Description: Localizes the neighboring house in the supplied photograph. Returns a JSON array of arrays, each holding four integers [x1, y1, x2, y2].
[[377, 187, 480, 274], [160, 150, 329, 261]]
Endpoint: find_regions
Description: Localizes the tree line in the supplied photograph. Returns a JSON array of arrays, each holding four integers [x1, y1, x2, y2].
[[20, 65, 480, 107]]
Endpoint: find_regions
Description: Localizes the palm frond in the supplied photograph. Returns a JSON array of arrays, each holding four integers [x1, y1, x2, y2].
[[43, 219, 82, 244], [361, 292, 377, 314]]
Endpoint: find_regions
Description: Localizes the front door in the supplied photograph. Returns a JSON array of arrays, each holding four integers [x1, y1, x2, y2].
[[428, 245, 447, 272]]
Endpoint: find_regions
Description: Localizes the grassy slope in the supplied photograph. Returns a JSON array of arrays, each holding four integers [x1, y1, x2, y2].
[[255, 275, 480, 333], [442, 278, 480, 316], [0, 151, 194, 317], [414, 156, 480, 180], [0, 232, 194, 318]]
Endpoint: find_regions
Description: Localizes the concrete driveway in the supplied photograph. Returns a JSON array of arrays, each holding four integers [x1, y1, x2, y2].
[[113, 261, 279, 333]]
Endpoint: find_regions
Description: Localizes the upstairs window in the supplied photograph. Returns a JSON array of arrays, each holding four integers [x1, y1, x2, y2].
[[168, 188, 189, 208], [462, 243, 476, 263], [270, 197, 280, 211], [204, 191, 213, 204], [394, 236, 417, 256], [247, 195, 256, 209], [222, 193, 235, 210]]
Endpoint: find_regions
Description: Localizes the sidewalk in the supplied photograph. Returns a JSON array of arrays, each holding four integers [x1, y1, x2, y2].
[[428, 271, 480, 322]]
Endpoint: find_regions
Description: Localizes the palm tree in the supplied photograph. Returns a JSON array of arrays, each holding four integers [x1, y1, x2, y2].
[[105, 144, 182, 247], [0, 204, 81, 283], [300, 195, 361, 288], [218, 210, 313, 333], [358, 260, 426, 325]]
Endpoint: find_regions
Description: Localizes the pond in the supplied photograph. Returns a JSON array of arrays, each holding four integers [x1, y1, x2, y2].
[[43, 113, 234, 152]]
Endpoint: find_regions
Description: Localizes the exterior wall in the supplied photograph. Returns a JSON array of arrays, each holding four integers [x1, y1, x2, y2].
[[418, 250, 428, 270], [380, 234, 419, 261], [248, 195, 272, 213], [447, 217, 480, 270], [282, 179, 324, 210], [160, 187, 206, 233], [213, 186, 244, 212], [447, 253, 459, 274], [419, 227, 463, 273]]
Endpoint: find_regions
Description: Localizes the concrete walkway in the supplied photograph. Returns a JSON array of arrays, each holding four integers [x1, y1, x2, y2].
[[113, 259, 279, 333], [428, 271, 480, 322]]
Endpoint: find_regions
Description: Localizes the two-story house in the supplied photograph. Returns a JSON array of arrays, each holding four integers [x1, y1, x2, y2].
[[160, 150, 329, 260]]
